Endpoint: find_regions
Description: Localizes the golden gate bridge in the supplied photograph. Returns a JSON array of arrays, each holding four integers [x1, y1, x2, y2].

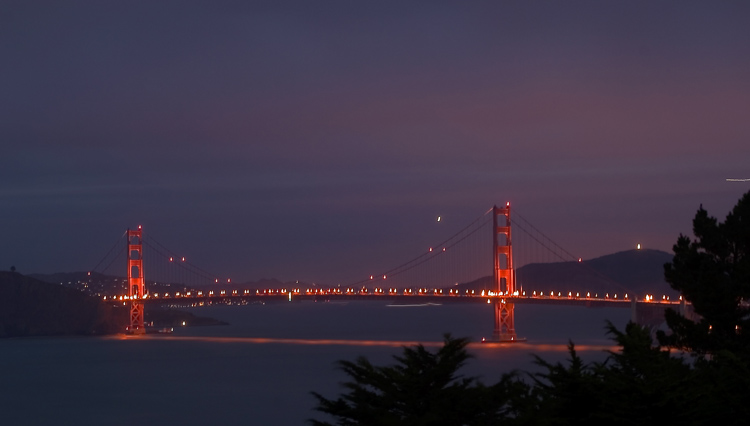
[[91, 203, 686, 341]]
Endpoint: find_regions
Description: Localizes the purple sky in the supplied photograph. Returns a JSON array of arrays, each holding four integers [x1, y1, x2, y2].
[[2, 1, 749, 284]]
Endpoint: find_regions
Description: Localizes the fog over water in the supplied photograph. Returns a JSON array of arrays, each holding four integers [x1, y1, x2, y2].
[[1, 302, 631, 425]]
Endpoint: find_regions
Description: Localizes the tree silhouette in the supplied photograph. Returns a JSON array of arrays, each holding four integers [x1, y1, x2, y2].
[[660, 191, 750, 356], [310, 335, 527, 426]]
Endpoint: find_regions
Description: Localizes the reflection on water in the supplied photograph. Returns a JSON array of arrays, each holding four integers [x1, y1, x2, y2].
[[111, 334, 618, 353], [0, 302, 629, 426]]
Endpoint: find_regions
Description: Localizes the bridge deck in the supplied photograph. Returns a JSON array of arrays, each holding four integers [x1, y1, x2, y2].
[[113, 293, 681, 309]]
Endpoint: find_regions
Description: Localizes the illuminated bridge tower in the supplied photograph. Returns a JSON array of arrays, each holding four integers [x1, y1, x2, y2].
[[493, 203, 517, 341], [127, 227, 146, 334]]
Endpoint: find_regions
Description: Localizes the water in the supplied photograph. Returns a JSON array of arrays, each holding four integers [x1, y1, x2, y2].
[[0, 302, 630, 425]]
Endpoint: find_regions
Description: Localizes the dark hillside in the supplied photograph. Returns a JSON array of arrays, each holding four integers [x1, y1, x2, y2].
[[29, 271, 190, 297], [0, 271, 127, 337], [585, 249, 674, 294], [457, 249, 676, 298]]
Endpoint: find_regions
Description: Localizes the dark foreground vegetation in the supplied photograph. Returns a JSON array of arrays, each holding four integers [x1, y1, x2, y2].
[[311, 191, 750, 425]]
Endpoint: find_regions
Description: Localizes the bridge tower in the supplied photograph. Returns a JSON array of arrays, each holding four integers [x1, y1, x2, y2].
[[493, 203, 517, 341], [127, 227, 146, 334]]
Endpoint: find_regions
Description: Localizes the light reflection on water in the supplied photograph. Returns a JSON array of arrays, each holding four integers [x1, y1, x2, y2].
[[0, 302, 629, 426], [110, 334, 619, 352]]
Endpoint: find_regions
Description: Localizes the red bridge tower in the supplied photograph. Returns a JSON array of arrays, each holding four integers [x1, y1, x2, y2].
[[493, 203, 518, 341], [127, 227, 146, 334]]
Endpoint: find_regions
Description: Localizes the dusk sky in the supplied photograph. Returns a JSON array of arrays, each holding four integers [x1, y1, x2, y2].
[[3, 1, 749, 284]]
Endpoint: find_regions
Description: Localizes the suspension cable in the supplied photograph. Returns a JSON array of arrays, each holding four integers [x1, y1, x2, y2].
[[90, 230, 127, 273], [348, 210, 492, 286], [514, 209, 579, 261], [142, 239, 218, 282], [513, 208, 632, 293]]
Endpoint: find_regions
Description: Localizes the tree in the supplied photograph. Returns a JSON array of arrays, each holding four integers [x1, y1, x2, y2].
[[520, 191, 750, 425], [10, 265, 16, 272], [660, 191, 750, 356], [522, 341, 603, 425], [310, 335, 527, 426], [520, 323, 702, 426]]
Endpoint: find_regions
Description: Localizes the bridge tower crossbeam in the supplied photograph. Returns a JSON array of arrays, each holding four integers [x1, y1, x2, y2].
[[127, 227, 146, 334], [493, 203, 518, 341]]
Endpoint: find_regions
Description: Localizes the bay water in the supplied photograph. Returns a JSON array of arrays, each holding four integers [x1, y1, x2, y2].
[[0, 301, 630, 425]]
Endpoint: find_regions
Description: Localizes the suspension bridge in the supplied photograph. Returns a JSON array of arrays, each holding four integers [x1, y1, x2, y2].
[[92, 203, 685, 341]]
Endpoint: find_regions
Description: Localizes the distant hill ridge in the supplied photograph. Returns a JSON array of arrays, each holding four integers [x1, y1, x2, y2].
[[0, 271, 127, 337], [458, 249, 676, 298], [28, 271, 310, 295], [28, 249, 676, 298]]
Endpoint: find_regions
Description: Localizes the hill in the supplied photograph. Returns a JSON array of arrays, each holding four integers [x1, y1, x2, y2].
[[0, 271, 128, 337], [21, 272, 228, 331], [28, 272, 307, 295], [28, 271, 191, 297], [457, 249, 676, 298]]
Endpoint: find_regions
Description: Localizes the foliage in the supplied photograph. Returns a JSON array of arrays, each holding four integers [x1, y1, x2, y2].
[[520, 323, 704, 426], [660, 191, 750, 356], [311, 325, 731, 426], [521, 341, 603, 425], [310, 335, 527, 426]]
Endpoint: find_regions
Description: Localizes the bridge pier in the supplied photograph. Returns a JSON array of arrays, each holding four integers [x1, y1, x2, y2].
[[491, 203, 519, 342], [127, 227, 146, 334], [631, 297, 696, 330], [493, 301, 517, 341], [631, 299, 669, 328]]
